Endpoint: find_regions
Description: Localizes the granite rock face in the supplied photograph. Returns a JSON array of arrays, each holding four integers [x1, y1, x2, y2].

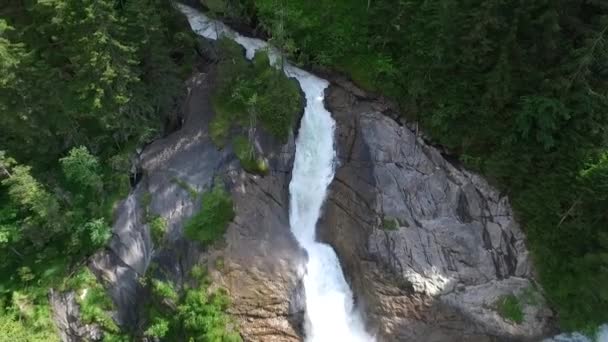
[[318, 80, 554, 342], [88, 69, 305, 341]]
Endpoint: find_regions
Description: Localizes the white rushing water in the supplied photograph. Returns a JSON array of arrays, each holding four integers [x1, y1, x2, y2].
[[545, 325, 608, 342], [178, 4, 374, 342]]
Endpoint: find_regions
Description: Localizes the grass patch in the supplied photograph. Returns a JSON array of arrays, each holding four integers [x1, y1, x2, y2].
[[184, 180, 234, 244], [496, 294, 524, 324]]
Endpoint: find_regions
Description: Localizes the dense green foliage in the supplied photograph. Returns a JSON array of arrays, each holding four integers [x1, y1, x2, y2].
[[0, 145, 123, 340], [210, 0, 608, 331], [0, 0, 198, 338], [185, 180, 235, 244], [142, 266, 241, 341], [211, 37, 302, 150], [0, 148, 113, 292], [0, 0, 196, 164], [0, 288, 59, 342]]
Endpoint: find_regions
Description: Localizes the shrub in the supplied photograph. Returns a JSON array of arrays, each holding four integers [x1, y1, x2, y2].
[[152, 279, 179, 303], [496, 294, 524, 324], [144, 317, 171, 338], [142, 266, 241, 341], [184, 180, 234, 244], [142, 192, 169, 247], [232, 135, 269, 175], [381, 217, 399, 231], [149, 215, 168, 246], [0, 312, 59, 341], [60, 146, 103, 194]]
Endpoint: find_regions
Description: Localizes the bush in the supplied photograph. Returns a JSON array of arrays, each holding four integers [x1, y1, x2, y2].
[[142, 192, 169, 247], [149, 215, 168, 246], [184, 180, 234, 244], [60, 146, 103, 194], [232, 135, 269, 175], [496, 294, 524, 324], [152, 279, 179, 303]]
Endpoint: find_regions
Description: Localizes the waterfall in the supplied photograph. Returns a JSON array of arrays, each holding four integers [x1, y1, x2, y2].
[[178, 4, 374, 341], [283, 50, 374, 342]]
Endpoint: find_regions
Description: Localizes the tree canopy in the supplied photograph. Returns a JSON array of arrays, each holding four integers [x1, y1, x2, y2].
[[0, 0, 199, 339]]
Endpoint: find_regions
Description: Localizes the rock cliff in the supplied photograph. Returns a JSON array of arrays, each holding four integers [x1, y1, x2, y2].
[[86, 67, 305, 341], [318, 78, 554, 341]]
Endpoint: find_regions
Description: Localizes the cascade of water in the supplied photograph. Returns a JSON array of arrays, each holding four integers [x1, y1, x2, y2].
[[178, 4, 374, 341]]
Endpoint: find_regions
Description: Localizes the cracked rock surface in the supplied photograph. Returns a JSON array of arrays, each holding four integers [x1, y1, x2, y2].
[[318, 80, 555, 341]]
